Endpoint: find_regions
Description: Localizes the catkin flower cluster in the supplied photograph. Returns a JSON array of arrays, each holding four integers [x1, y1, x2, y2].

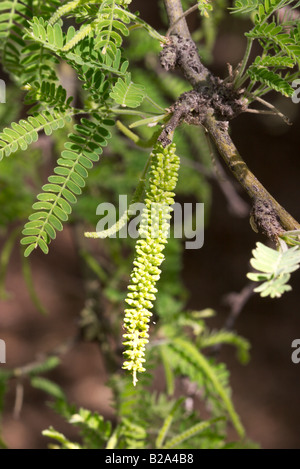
[[122, 142, 180, 385]]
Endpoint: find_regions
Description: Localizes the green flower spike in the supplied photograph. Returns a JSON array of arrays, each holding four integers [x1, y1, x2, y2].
[[122, 142, 180, 386]]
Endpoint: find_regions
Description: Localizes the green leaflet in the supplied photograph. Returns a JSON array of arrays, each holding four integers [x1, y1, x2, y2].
[[43, 401, 114, 449], [30, 377, 65, 400], [247, 65, 295, 96], [122, 142, 180, 385], [48, 0, 84, 25], [253, 55, 295, 68], [0, 0, 30, 76], [200, 330, 251, 364], [21, 117, 114, 256], [155, 398, 184, 448], [25, 81, 73, 112], [230, 0, 262, 14], [0, 111, 72, 160], [163, 418, 223, 449], [246, 21, 300, 65], [166, 337, 245, 438], [247, 241, 300, 297], [110, 73, 146, 108], [231, 0, 300, 95], [42, 428, 81, 449], [230, 0, 299, 18], [26, 355, 61, 376], [29, 1, 132, 61]]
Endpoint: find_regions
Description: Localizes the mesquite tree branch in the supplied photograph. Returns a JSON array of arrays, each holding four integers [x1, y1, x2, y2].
[[204, 112, 300, 236], [163, 0, 191, 38], [162, 0, 300, 239]]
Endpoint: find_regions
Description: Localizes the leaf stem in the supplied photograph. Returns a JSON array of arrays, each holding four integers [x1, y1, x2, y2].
[[233, 38, 253, 89], [110, 107, 159, 116]]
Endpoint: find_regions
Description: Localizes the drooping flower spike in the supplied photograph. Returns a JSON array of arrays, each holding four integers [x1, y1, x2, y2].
[[122, 142, 180, 385]]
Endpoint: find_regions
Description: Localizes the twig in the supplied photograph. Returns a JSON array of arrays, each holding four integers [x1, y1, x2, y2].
[[13, 383, 24, 420], [12, 337, 78, 378], [211, 283, 254, 355], [247, 94, 291, 124], [203, 126, 249, 217], [163, 0, 191, 38], [245, 109, 284, 116], [222, 283, 255, 331], [166, 4, 198, 37], [7, 337, 78, 418]]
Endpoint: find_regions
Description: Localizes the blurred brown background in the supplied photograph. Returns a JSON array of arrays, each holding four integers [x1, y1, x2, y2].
[[1, 0, 300, 449]]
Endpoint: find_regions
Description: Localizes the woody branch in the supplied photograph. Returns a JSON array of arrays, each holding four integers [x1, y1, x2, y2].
[[160, 0, 300, 240]]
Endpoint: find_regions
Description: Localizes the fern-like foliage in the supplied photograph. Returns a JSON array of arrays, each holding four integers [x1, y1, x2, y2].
[[199, 329, 251, 364], [25, 17, 146, 100], [93, 0, 130, 59], [43, 402, 113, 449], [40, 388, 225, 449], [0, 0, 61, 82], [253, 55, 295, 68], [20, 43, 59, 85], [246, 21, 300, 65], [48, 0, 96, 25], [110, 73, 146, 108], [21, 117, 114, 256], [162, 418, 222, 449], [24, 81, 74, 112], [0, 111, 72, 160], [230, 0, 262, 14], [111, 372, 232, 449], [231, 0, 300, 16], [32, 0, 62, 18], [0, 0, 29, 76], [0, 0, 162, 261], [28, 0, 132, 61], [160, 337, 245, 437], [26, 17, 67, 52], [247, 65, 295, 96], [231, 0, 300, 97], [247, 242, 300, 297]]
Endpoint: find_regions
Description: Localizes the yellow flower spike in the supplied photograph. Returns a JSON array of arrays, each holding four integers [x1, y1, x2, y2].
[[122, 142, 180, 385]]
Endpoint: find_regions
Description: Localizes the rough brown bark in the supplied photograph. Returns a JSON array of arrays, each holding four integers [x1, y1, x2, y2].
[[161, 0, 300, 238]]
